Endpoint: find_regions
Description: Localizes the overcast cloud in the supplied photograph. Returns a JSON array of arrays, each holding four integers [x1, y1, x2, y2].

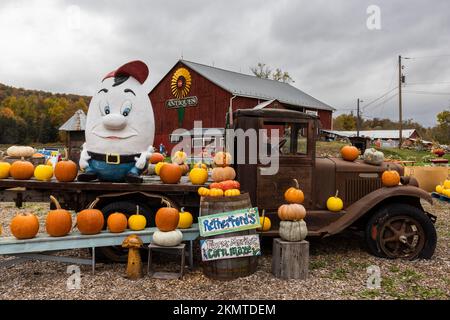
[[1, 0, 449, 126]]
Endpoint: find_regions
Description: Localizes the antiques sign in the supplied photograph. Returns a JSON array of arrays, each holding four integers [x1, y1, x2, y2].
[[198, 207, 260, 237], [165, 96, 198, 109], [200, 234, 261, 261]]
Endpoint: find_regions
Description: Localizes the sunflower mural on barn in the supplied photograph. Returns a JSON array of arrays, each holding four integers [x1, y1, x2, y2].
[[171, 68, 192, 126]]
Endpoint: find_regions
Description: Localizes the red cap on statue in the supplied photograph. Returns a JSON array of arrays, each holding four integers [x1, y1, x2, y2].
[[103, 60, 149, 84]]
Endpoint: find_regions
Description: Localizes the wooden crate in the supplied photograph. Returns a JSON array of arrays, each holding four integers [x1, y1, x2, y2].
[[272, 238, 309, 280]]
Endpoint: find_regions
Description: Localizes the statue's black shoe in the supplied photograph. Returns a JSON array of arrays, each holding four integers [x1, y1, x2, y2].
[[77, 172, 98, 182], [125, 173, 143, 183]]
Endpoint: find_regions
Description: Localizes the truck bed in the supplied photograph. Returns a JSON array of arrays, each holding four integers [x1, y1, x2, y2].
[[0, 176, 204, 211], [0, 175, 202, 193]]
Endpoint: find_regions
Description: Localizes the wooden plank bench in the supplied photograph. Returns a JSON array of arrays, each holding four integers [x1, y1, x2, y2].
[[0, 224, 199, 274]]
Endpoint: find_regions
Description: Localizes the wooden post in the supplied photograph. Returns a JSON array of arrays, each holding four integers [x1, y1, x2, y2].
[[272, 238, 309, 280], [398, 55, 403, 149]]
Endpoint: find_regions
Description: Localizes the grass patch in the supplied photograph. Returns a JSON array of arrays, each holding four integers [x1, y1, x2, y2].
[[388, 265, 401, 273], [359, 289, 381, 299], [381, 276, 396, 292], [379, 269, 445, 299], [413, 286, 448, 300], [347, 260, 370, 270], [310, 259, 327, 270], [316, 141, 450, 165], [399, 269, 423, 283], [329, 267, 348, 280]]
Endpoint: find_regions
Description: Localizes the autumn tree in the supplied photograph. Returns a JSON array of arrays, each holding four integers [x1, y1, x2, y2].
[[250, 63, 294, 83], [333, 113, 357, 130], [0, 83, 90, 144], [431, 110, 450, 144]]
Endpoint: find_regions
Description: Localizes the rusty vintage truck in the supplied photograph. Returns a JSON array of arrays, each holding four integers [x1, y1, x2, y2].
[[0, 108, 437, 261]]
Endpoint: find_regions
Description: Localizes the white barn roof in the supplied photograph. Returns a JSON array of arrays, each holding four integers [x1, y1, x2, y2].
[[324, 129, 418, 139]]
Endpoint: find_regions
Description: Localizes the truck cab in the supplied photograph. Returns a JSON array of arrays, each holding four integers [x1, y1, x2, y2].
[[233, 108, 437, 260]]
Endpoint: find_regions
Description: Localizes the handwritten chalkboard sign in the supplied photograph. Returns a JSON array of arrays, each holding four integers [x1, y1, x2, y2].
[[200, 234, 261, 261], [198, 207, 260, 237]]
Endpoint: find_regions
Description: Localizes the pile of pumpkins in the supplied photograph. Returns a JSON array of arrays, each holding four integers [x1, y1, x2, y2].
[[197, 151, 241, 197], [153, 200, 193, 247], [435, 179, 450, 198], [149, 150, 186, 184], [0, 147, 78, 182], [340, 145, 385, 166], [150, 150, 209, 186], [8, 195, 194, 241], [277, 179, 308, 241]]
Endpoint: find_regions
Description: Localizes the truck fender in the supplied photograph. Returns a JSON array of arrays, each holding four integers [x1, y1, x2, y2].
[[322, 185, 433, 236]]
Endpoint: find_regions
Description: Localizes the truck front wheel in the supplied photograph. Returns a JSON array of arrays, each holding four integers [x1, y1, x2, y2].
[[365, 204, 437, 260], [96, 201, 154, 263]]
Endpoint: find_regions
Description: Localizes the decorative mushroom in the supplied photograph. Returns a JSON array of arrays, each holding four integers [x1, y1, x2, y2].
[[122, 234, 144, 280]]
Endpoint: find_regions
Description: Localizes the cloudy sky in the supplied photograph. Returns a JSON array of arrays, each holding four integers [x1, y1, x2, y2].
[[1, 0, 449, 127]]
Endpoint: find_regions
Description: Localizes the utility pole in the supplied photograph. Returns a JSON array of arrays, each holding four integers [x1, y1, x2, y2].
[[356, 98, 363, 137], [398, 55, 403, 149]]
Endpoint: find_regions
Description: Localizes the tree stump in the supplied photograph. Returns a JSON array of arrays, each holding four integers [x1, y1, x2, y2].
[[272, 238, 309, 280]]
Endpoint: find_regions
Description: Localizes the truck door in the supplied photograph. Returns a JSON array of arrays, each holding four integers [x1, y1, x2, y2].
[[256, 119, 316, 212]]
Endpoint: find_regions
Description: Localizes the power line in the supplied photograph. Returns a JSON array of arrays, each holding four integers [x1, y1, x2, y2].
[[364, 92, 398, 115], [407, 54, 450, 60], [406, 81, 450, 85], [362, 87, 398, 110], [404, 90, 450, 96], [335, 108, 356, 111]]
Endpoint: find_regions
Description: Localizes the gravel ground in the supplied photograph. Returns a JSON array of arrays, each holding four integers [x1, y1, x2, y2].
[[0, 200, 448, 300]]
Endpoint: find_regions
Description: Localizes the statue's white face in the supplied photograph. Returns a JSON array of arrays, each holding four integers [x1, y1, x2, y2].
[[85, 76, 155, 154]]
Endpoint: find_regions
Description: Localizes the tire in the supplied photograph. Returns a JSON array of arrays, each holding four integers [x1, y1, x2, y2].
[[96, 200, 154, 263], [365, 203, 437, 260]]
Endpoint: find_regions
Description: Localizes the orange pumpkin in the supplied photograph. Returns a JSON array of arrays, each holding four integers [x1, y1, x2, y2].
[[10, 160, 34, 180], [155, 200, 179, 232], [76, 208, 105, 235], [32, 153, 45, 158], [277, 203, 306, 221], [382, 166, 400, 187], [340, 145, 360, 162], [107, 212, 128, 233], [284, 179, 304, 204], [149, 152, 165, 164], [46, 196, 72, 237], [160, 163, 182, 184], [211, 166, 236, 182], [54, 160, 78, 182], [209, 182, 221, 189], [10, 212, 40, 239], [219, 180, 240, 191], [214, 151, 232, 167]]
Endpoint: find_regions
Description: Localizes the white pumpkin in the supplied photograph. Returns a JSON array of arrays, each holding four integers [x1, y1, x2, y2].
[[7, 146, 36, 158], [152, 229, 183, 247], [363, 148, 384, 166], [279, 220, 308, 242]]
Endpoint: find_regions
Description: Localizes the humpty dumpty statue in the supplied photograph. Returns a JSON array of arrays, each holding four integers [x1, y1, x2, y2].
[[77, 60, 155, 183]]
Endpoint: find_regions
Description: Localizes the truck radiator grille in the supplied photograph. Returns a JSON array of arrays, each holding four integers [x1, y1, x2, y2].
[[344, 178, 382, 204]]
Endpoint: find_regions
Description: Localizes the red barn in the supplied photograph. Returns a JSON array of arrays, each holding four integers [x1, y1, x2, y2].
[[149, 60, 334, 153]]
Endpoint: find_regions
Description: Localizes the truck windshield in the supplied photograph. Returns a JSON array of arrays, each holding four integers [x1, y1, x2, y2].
[[262, 122, 308, 156]]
